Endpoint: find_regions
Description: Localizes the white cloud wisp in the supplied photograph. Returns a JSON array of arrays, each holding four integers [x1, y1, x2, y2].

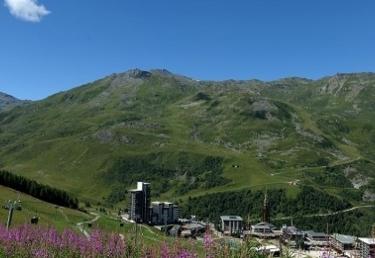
[[4, 0, 50, 22]]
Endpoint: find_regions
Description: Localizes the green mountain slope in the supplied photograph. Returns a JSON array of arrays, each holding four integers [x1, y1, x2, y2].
[[0, 185, 89, 231], [0, 70, 374, 207]]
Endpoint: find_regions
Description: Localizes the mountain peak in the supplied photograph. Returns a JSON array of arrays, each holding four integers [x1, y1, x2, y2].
[[149, 69, 174, 76], [119, 69, 152, 79], [109, 68, 193, 87], [113, 68, 180, 80], [108, 69, 152, 88]]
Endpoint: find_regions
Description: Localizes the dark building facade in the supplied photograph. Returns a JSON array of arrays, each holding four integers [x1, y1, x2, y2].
[[129, 182, 151, 223], [150, 202, 179, 225]]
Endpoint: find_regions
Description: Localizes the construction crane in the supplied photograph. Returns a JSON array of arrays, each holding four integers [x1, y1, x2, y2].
[[262, 190, 270, 223]]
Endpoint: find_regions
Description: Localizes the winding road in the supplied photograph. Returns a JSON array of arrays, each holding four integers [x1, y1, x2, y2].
[[270, 204, 375, 222], [76, 212, 101, 238]]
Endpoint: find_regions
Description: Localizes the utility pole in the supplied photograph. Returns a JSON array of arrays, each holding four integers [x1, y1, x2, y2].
[[262, 190, 270, 223], [134, 222, 139, 247], [5, 200, 21, 230], [164, 217, 167, 236], [326, 223, 332, 258], [279, 234, 283, 256]]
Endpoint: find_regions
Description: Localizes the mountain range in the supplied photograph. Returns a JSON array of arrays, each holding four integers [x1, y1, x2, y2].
[[0, 69, 374, 208]]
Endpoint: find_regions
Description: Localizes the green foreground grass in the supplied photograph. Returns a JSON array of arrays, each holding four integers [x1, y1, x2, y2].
[[0, 186, 90, 231]]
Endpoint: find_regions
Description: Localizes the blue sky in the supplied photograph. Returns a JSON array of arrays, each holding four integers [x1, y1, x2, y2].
[[1, 0, 374, 100]]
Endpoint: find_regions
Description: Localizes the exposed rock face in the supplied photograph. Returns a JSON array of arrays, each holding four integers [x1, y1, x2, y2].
[[350, 175, 370, 189], [94, 130, 135, 145], [321, 74, 348, 95], [320, 73, 374, 101], [251, 100, 278, 113], [122, 69, 152, 79], [95, 130, 113, 143], [110, 69, 152, 88], [150, 69, 174, 77], [250, 100, 278, 120], [363, 190, 375, 202]]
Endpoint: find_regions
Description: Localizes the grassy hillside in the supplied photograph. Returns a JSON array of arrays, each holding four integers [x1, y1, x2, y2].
[[0, 186, 89, 231], [0, 70, 374, 212]]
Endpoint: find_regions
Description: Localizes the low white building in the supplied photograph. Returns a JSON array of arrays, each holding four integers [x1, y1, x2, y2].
[[304, 230, 329, 247], [250, 222, 277, 238], [331, 234, 357, 253], [220, 215, 243, 235]]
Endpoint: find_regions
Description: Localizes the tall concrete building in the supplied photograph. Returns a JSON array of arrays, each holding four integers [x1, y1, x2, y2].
[[129, 182, 151, 223]]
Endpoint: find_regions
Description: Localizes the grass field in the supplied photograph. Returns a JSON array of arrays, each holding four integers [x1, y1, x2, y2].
[[0, 186, 90, 231]]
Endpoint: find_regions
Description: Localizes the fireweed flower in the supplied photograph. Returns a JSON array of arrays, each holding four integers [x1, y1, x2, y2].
[[32, 248, 49, 258], [177, 249, 197, 258], [161, 242, 170, 258], [89, 229, 104, 255], [0, 224, 204, 258], [203, 232, 213, 250]]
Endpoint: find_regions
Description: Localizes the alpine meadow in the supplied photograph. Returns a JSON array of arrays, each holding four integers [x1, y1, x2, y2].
[[0, 70, 374, 236]]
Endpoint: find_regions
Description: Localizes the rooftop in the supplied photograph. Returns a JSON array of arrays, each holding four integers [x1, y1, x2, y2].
[[220, 215, 243, 221], [283, 226, 303, 235], [252, 222, 275, 229], [137, 181, 150, 185], [331, 234, 356, 244], [304, 230, 328, 238], [358, 238, 375, 245], [182, 223, 205, 230], [136, 181, 150, 190], [151, 201, 175, 206]]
